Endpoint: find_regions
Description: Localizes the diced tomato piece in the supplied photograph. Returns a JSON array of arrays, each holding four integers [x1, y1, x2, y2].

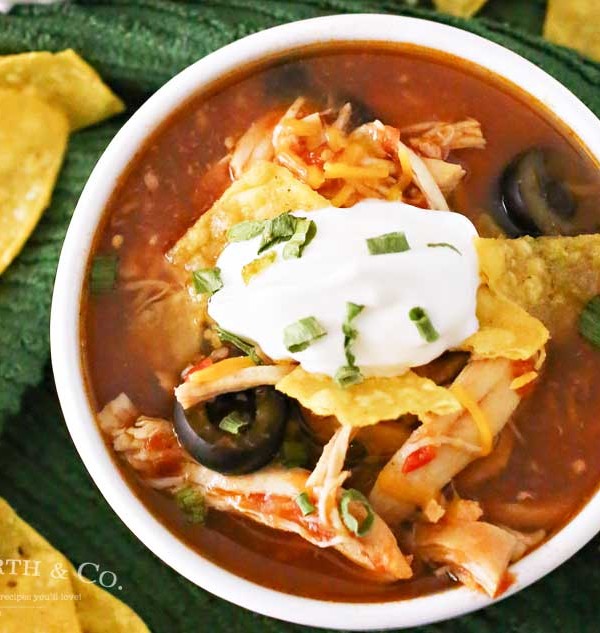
[[305, 147, 326, 166], [402, 446, 437, 474], [183, 357, 213, 381]]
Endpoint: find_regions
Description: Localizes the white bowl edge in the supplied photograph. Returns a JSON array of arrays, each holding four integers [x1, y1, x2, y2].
[[51, 14, 600, 630]]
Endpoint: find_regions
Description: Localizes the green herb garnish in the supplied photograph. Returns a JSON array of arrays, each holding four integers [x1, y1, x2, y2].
[[339, 489, 374, 537], [295, 492, 316, 517], [283, 218, 317, 259], [90, 254, 118, 294], [342, 302, 364, 366], [216, 326, 262, 365], [334, 365, 364, 388], [283, 316, 327, 353], [192, 267, 223, 296], [409, 306, 439, 343], [366, 231, 410, 255], [579, 295, 600, 348], [229, 212, 316, 258], [258, 212, 297, 254], [227, 220, 267, 242], [219, 411, 249, 434], [175, 487, 206, 524], [334, 302, 365, 387], [427, 242, 462, 255]]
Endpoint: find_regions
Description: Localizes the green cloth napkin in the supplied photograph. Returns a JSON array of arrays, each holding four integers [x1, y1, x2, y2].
[[0, 2, 599, 631]]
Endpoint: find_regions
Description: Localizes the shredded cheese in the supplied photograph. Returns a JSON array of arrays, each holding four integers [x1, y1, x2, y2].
[[283, 116, 321, 137], [450, 383, 493, 456], [188, 356, 255, 383], [325, 126, 346, 152], [330, 183, 355, 207], [323, 162, 391, 180], [396, 142, 414, 191], [241, 251, 277, 284], [509, 371, 538, 392]]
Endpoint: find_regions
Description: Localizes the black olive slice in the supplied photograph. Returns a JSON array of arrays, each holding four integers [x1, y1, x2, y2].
[[174, 387, 288, 475], [499, 148, 576, 236]]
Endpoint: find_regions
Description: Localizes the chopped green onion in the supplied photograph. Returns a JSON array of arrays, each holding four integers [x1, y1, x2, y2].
[[334, 365, 363, 388], [192, 267, 223, 296], [295, 492, 316, 516], [366, 231, 410, 255], [242, 251, 277, 284], [427, 242, 462, 255], [280, 440, 309, 469], [283, 217, 317, 259], [216, 327, 262, 365], [339, 489, 374, 537], [409, 306, 439, 343], [283, 316, 327, 353], [579, 295, 600, 348], [227, 220, 266, 242], [342, 302, 364, 365], [258, 212, 297, 254], [219, 411, 249, 434], [90, 254, 118, 294], [175, 487, 206, 524], [334, 302, 365, 387]]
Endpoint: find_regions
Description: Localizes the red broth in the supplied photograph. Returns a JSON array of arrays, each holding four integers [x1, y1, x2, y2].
[[82, 44, 600, 601]]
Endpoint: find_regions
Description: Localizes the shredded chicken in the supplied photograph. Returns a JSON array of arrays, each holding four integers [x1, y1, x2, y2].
[[370, 357, 539, 525], [414, 508, 546, 598], [98, 395, 410, 581], [227, 99, 483, 210], [422, 158, 466, 194], [415, 520, 517, 597], [402, 118, 486, 160], [230, 112, 277, 178], [174, 364, 295, 409]]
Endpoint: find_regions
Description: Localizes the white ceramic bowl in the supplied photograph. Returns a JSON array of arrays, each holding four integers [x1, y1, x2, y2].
[[51, 14, 600, 630]]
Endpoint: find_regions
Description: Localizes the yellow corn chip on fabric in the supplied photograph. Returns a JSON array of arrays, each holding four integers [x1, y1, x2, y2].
[[544, 0, 600, 63], [0, 49, 124, 131], [0, 89, 69, 275], [0, 498, 148, 633], [433, 0, 487, 18]]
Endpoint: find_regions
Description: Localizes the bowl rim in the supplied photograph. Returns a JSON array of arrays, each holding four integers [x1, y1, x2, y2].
[[51, 13, 600, 630]]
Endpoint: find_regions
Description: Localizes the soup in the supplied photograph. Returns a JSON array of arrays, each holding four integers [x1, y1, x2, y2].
[[83, 44, 600, 602]]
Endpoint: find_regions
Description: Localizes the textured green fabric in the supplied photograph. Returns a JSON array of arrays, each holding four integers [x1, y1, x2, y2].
[[0, 1, 599, 631]]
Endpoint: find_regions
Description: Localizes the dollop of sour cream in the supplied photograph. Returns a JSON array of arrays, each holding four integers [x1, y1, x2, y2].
[[209, 200, 480, 378]]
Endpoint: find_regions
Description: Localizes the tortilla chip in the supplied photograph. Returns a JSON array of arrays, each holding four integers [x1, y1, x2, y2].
[[71, 575, 148, 633], [0, 498, 82, 632], [0, 498, 148, 633], [433, 0, 488, 18], [276, 367, 461, 427], [544, 0, 600, 62], [477, 236, 600, 335], [168, 161, 327, 270], [0, 89, 69, 275], [459, 286, 549, 360], [0, 49, 124, 131]]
